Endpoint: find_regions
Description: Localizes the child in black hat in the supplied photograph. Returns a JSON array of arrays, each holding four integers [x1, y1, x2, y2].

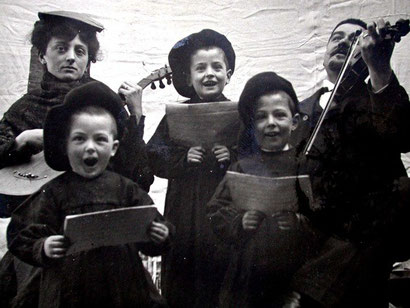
[[147, 29, 236, 307], [8, 81, 172, 307], [0, 11, 152, 307], [207, 72, 320, 307]]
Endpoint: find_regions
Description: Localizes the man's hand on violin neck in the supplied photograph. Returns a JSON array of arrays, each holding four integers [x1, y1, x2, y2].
[[360, 18, 394, 91]]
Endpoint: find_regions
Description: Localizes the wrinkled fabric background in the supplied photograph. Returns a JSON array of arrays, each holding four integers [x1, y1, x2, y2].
[[0, 0, 409, 212]]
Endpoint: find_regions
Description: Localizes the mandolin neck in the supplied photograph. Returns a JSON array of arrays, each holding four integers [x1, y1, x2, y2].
[[137, 78, 154, 90]]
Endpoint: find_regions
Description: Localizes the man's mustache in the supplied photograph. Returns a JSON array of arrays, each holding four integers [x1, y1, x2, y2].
[[331, 46, 349, 57]]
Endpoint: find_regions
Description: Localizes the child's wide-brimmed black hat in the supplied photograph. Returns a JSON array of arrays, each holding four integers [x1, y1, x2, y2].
[[238, 71, 299, 127], [38, 10, 104, 32], [168, 29, 236, 98], [237, 72, 299, 157], [44, 81, 127, 171]]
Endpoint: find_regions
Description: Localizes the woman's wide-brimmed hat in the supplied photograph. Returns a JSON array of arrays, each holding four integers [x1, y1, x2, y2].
[[38, 11, 104, 32], [44, 81, 127, 171], [168, 29, 236, 98]]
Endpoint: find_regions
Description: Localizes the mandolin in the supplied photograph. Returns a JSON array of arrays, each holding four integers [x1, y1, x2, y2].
[[0, 65, 172, 196]]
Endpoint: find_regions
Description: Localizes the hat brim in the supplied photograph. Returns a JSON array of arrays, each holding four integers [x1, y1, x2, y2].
[[44, 81, 126, 171], [38, 11, 104, 32]]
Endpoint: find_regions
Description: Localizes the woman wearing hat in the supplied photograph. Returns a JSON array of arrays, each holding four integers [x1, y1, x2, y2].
[[0, 11, 152, 195], [0, 11, 152, 307]]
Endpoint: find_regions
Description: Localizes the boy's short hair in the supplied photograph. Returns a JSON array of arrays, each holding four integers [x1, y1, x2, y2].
[[190, 45, 230, 70], [168, 29, 236, 98], [237, 72, 299, 157], [68, 105, 119, 139], [44, 81, 127, 171]]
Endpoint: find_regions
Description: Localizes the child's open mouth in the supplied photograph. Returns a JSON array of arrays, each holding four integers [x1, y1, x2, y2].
[[84, 157, 98, 167], [203, 81, 217, 87], [265, 132, 279, 137]]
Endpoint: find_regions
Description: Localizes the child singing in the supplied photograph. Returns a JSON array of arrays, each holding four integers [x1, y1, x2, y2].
[[147, 29, 237, 307], [207, 72, 319, 307], [8, 81, 172, 307]]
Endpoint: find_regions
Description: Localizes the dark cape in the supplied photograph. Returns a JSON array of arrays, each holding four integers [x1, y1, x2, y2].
[[8, 170, 169, 308], [147, 95, 237, 308], [207, 148, 320, 308]]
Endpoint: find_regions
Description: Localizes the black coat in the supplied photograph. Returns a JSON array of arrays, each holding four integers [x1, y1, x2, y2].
[[207, 149, 319, 308], [147, 97, 237, 308], [291, 75, 410, 307], [8, 170, 169, 308]]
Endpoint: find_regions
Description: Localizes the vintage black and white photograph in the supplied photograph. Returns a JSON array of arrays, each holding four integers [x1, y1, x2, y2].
[[0, 0, 409, 307]]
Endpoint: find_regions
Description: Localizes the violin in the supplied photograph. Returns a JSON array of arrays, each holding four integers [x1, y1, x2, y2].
[[337, 19, 410, 100], [303, 19, 410, 156]]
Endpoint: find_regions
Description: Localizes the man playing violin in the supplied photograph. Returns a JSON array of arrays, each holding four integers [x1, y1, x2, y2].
[[291, 18, 410, 307], [324, 19, 394, 92]]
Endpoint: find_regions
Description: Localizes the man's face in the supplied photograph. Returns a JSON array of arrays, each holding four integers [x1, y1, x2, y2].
[[323, 23, 365, 76], [187, 46, 232, 101]]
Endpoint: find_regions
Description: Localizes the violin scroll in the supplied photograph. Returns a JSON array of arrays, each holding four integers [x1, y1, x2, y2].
[[382, 19, 409, 42], [356, 19, 410, 42]]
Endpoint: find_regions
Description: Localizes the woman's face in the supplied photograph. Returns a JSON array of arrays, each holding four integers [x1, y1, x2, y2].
[[40, 34, 89, 81], [253, 91, 299, 152]]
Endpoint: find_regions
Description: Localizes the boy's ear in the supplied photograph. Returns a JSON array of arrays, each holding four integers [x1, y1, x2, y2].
[[111, 140, 120, 157], [291, 113, 300, 131], [225, 69, 232, 85], [39, 53, 47, 65]]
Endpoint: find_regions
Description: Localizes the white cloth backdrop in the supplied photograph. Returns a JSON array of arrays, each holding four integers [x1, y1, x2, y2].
[[0, 0, 409, 212]]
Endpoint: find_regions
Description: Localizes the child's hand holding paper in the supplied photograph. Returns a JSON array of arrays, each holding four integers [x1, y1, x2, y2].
[[148, 221, 170, 244], [44, 235, 69, 259], [242, 210, 266, 231]]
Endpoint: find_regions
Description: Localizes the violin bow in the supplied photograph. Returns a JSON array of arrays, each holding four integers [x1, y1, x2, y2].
[[303, 30, 361, 156], [303, 19, 410, 156]]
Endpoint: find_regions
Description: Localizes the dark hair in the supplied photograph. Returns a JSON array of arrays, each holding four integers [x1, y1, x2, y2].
[[237, 72, 299, 157], [189, 45, 230, 71], [67, 106, 118, 141], [31, 19, 100, 63], [330, 18, 367, 39]]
